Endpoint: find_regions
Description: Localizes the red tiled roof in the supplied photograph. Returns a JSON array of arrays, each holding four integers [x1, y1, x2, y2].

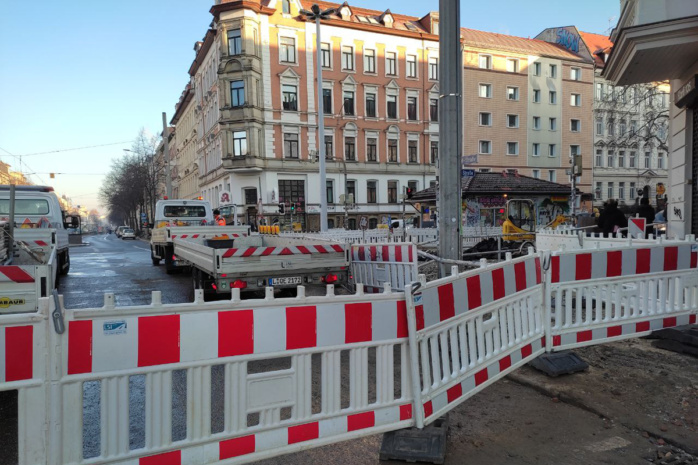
[[579, 31, 613, 67], [461, 28, 588, 62]]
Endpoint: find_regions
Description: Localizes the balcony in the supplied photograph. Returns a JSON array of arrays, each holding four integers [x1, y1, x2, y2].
[[221, 155, 265, 173]]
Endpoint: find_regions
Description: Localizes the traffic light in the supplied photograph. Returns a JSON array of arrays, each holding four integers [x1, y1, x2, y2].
[[279, 203, 285, 214], [290, 204, 295, 213]]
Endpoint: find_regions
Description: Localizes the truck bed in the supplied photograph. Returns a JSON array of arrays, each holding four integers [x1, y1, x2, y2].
[[151, 225, 250, 245]]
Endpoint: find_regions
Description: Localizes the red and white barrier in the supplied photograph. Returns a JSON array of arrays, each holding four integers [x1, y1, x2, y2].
[[351, 243, 418, 292], [221, 243, 343, 258]]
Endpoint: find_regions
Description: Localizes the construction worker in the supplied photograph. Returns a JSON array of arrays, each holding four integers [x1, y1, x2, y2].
[[213, 209, 226, 226]]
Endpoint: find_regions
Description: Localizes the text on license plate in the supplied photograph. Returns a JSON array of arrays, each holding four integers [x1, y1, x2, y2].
[[269, 276, 302, 286]]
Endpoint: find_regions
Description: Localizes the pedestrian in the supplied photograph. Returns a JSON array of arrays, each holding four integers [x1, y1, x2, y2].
[[655, 207, 666, 223], [213, 209, 226, 226], [597, 200, 627, 236], [637, 197, 655, 237]]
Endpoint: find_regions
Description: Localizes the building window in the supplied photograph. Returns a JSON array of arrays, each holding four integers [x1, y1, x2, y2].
[[230, 80, 245, 107], [532, 169, 540, 178], [388, 181, 398, 204], [506, 58, 519, 73], [282, 84, 298, 111], [346, 180, 356, 202], [428, 57, 438, 80], [244, 187, 257, 205], [571, 67, 581, 80], [548, 170, 556, 182], [532, 116, 540, 130], [283, 133, 299, 158], [479, 83, 492, 98], [595, 83, 604, 101], [619, 119, 627, 136], [507, 86, 519, 101], [408, 140, 418, 163], [326, 180, 334, 204], [619, 182, 625, 200], [386, 52, 396, 75], [341, 46, 354, 70], [630, 120, 638, 136], [607, 182, 614, 199], [549, 118, 557, 131], [321, 42, 331, 68], [345, 136, 356, 161], [430, 98, 438, 122], [387, 95, 397, 119], [479, 54, 492, 69], [322, 88, 332, 114], [530, 62, 540, 76], [367, 137, 377, 162], [607, 150, 615, 168], [364, 49, 376, 73], [596, 118, 604, 136], [507, 114, 519, 128], [595, 149, 602, 167], [282, 0, 291, 14], [618, 150, 625, 167], [232, 131, 247, 156], [388, 139, 398, 162], [570, 119, 580, 132], [570, 145, 580, 158], [629, 151, 636, 168], [548, 144, 556, 157], [280, 37, 296, 63], [228, 29, 241, 55], [658, 152, 665, 169], [479, 140, 491, 154], [630, 182, 636, 198], [608, 119, 615, 136], [549, 91, 557, 104], [480, 112, 492, 126], [366, 93, 376, 117], [324, 135, 333, 159], [533, 89, 540, 103], [430, 141, 438, 164], [532, 143, 540, 156], [506, 142, 518, 155], [343, 91, 354, 115], [549, 64, 557, 78], [570, 93, 581, 106], [595, 182, 602, 199], [644, 152, 651, 169], [407, 97, 417, 121], [407, 55, 417, 78]]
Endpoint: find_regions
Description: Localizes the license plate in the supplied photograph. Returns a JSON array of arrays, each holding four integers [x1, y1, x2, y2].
[[269, 276, 302, 286]]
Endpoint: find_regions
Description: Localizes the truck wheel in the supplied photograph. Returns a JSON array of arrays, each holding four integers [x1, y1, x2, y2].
[[59, 251, 70, 275], [165, 246, 176, 274], [151, 247, 160, 266]]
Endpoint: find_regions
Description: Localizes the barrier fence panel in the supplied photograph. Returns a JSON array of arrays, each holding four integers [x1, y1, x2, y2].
[[546, 239, 698, 351], [45, 286, 414, 465], [351, 243, 418, 293], [405, 251, 545, 427]]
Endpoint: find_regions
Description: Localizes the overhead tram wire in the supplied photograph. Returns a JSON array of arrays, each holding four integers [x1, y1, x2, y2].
[[12, 140, 133, 157]]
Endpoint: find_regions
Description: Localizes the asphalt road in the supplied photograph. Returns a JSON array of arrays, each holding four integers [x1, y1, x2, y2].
[[60, 233, 194, 309]]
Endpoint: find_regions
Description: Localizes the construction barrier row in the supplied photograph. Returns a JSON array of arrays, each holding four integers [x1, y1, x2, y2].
[[1, 237, 697, 465], [350, 242, 418, 292]]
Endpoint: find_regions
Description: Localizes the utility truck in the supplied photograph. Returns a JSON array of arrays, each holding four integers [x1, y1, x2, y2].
[[150, 199, 250, 273], [173, 234, 351, 295]]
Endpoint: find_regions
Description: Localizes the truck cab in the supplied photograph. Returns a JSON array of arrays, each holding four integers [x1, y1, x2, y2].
[[154, 199, 213, 228], [0, 185, 71, 275]]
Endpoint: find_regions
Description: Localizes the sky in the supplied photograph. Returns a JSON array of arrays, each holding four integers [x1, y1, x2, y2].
[[0, 0, 620, 212]]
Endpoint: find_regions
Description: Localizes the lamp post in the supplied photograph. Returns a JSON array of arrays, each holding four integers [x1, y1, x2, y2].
[[300, 4, 335, 232]]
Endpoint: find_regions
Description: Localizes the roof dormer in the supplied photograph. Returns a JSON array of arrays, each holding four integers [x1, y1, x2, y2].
[[338, 2, 352, 20], [379, 9, 394, 27]]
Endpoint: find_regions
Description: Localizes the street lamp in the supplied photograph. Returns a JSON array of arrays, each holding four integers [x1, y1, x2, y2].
[[300, 4, 335, 232]]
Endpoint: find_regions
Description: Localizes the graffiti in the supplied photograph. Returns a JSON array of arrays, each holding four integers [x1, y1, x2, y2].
[[478, 196, 507, 208], [673, 207, 683, 221], [556, 27, 579, 53]]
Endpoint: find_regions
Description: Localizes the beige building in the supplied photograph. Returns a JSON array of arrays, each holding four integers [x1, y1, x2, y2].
[[170, 84, 200, 199]]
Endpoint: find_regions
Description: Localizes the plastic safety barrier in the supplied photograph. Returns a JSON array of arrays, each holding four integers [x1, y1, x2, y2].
[[351, 242, 418, 292], [405, 251, 545, 427], [545, 238, 698, 351]]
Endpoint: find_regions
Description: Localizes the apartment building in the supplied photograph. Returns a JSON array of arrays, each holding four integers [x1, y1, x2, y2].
[[168, 0, 598, 229], [536, 27, 669, 210], [462, 29, 594, 194], [170, 84, 200, 199]]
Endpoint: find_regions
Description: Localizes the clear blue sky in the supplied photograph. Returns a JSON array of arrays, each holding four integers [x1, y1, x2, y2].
[[0, 0, 619, 212]]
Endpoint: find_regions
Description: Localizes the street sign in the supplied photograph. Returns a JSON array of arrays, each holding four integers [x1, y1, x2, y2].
[[629, 217, 646, 238], [359, 216, 368, 230], [461, 154, 478, 165], [461, 169, 475, 177], [140, 212, 147, 219]]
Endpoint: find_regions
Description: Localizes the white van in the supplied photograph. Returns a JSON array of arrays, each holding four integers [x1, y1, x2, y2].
[[0, 185, 72, 275]]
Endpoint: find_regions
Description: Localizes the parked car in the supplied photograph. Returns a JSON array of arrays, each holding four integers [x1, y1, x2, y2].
[[121, 228, 136, 240], [115, 226, 128, 237]]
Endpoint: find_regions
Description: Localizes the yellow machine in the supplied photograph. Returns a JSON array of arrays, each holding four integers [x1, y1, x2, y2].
[[501, 199, 568, 242]]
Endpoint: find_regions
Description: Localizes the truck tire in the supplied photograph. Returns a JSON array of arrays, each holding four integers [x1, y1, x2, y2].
[[165, 246, 176, 274], [59, 251, 70, 275], [151, 247, 161, 266]]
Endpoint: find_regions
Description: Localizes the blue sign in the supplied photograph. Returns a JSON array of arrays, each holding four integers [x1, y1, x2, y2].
[[461, 169, 475, 177], [103, 320, 127, 336], [140, 212, 147, 219]]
